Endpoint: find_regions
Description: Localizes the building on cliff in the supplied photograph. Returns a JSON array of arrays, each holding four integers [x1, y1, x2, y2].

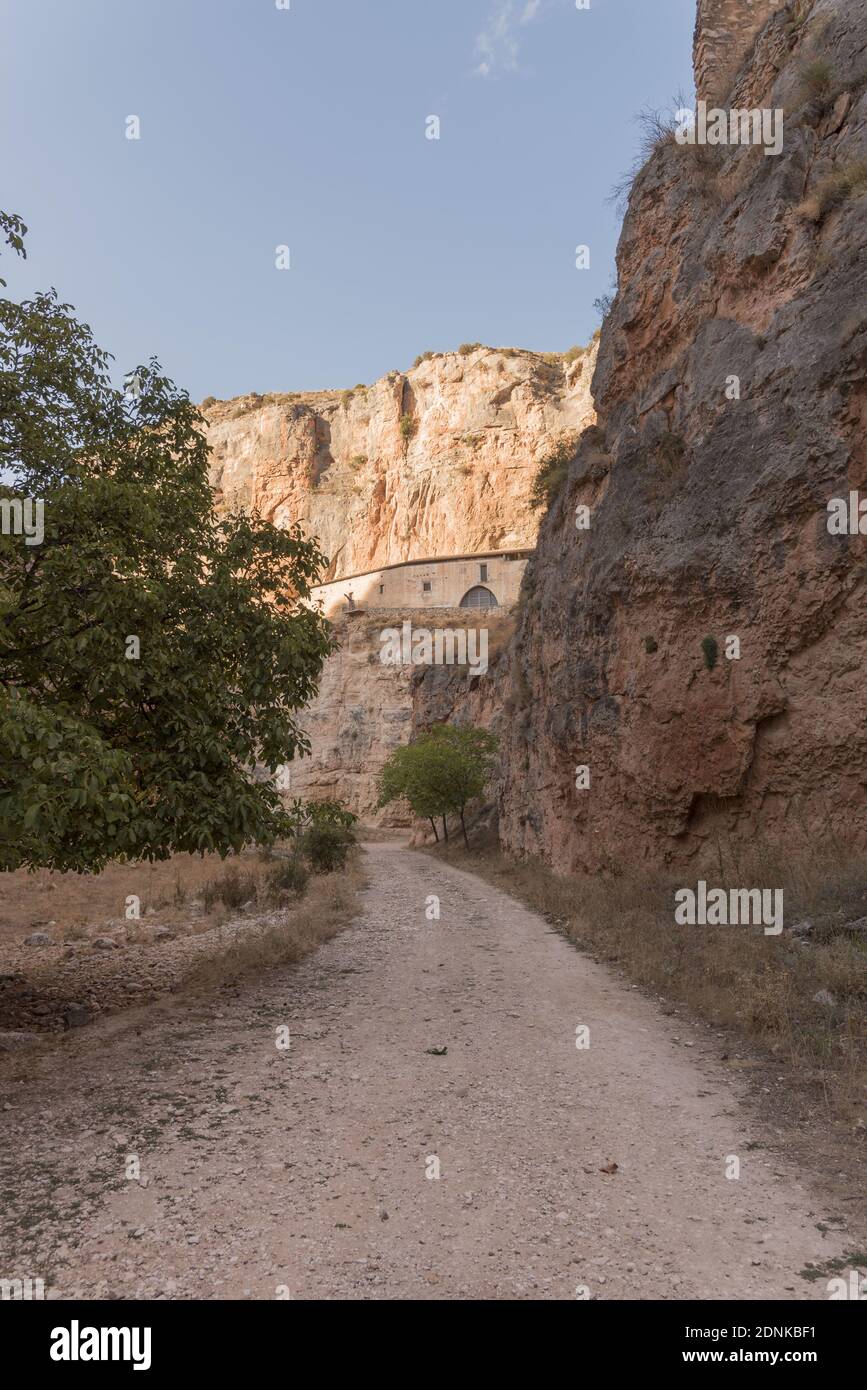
[[309, 549, 531, 617]]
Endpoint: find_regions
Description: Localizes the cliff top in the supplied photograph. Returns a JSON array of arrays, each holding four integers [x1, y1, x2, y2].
[[198, 340, 596, 419]]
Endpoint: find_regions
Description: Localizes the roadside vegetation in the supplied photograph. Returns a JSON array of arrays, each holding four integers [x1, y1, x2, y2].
[[378, 726, 498, 848], [0, 798, 361, 1033], [182, 847, 364, 994], [425, 827, 866, 1132], [0, 210, 334, 875]]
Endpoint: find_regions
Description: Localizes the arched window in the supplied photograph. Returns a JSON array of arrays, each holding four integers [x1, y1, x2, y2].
[[459, 585, 498, 609]]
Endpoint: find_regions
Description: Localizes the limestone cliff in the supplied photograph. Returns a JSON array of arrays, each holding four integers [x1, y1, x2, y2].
[[202, 343, 596, 579], [287, 610, 515, 823], [426, 0, 867, 872]]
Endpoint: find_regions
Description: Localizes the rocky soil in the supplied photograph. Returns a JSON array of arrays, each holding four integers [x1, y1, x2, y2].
[[0, 843, 858, 1301], [0, 850, 325, 1042]]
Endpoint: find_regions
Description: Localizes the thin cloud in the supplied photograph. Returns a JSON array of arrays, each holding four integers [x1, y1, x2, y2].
[[473, 0, 545, 79]]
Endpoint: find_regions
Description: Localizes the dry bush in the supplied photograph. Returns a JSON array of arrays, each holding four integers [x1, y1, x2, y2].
[[198, 849, 312, 914], [799, 57, 833, 99], [798, 160, 867, 223], [182, 852, 365, 992]]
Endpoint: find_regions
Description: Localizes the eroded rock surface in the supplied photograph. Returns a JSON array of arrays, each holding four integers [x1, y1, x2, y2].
[[439, 0, 867, 873], [203, 344, 596, 579]]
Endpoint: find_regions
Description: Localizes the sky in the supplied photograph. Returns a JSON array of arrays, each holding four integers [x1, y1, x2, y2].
[[3, 0, 696, 401]]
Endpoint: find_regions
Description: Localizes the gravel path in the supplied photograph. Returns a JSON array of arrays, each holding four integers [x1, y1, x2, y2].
[[0, 843, 846, 1300]]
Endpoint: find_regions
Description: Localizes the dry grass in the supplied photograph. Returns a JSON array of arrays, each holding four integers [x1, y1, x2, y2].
[[199, 855, 309, 914], [0, 848, 293, 947], [798, 160, 867, 223], [425, 831, 866, 1127], [182, 851, 366, 993]]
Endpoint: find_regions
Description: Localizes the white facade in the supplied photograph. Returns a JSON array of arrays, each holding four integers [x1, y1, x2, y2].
[[310, 550, 530, 617]]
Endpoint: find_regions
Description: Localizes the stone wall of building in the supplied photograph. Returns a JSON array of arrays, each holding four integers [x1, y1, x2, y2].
[[310, 550, 530, 618]]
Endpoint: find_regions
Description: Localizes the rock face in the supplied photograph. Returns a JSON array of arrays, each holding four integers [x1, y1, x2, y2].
[[693, 0, 780, 102], [436, 0, 867, 873], [288, 610, 516, 823], [203, 344, 596, 580], [286, 612, 415, 822]]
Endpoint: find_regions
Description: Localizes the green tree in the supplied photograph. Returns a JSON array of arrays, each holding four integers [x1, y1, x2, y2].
[[377, 742, 444, 841], [378, 725, 498, 848], [0, 213, 335, 872]]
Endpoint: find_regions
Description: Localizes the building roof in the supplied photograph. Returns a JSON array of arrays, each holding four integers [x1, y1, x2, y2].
[[313, 548, 533, 588]]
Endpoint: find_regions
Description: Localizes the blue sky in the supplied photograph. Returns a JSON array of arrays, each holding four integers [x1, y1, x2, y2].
[[3, 0, 695, 400]]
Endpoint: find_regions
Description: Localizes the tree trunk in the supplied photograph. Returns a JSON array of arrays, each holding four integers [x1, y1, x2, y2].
[[459, 809, 469, 850], [429, 817, 439, 842]]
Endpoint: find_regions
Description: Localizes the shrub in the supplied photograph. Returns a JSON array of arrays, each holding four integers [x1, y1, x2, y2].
[[201, 395, 217, 409], [350, 454, 367, 468], [529, 434, 580, 510], [399, 413, 417, 442], [644, 636, 658, 654], [301, 823, 353, 873], [413, 352, 435, 368], [800, 57, 832, 97], [562, 345, 585, 365], [202, 865, 259, 912], [798, 161, 867, 223], [637, 103, 678, 161], [266, 858, 309, 899], [457, 342, 481, 356], [701, 635, 718, 671]]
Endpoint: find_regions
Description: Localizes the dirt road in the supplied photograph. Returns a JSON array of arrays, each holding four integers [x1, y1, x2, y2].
[[0, 843, 848, 1300]]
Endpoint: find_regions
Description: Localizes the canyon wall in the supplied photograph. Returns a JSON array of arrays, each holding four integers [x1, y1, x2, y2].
[[286, 609, 515, 823], [203, 343, 596, 580], [204, 346, 593, 825], [693, 0, 781, 101], [425, 0, 867, 873]]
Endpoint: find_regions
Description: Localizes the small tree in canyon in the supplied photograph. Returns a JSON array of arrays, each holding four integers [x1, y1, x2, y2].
[[378, 725, 498, 849], [0, 212, 335, 872]]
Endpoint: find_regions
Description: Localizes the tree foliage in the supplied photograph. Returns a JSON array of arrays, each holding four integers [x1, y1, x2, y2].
[[377, 725, 498, 847], [0, 213, 335, 871], [282, 797, 357, 875]]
